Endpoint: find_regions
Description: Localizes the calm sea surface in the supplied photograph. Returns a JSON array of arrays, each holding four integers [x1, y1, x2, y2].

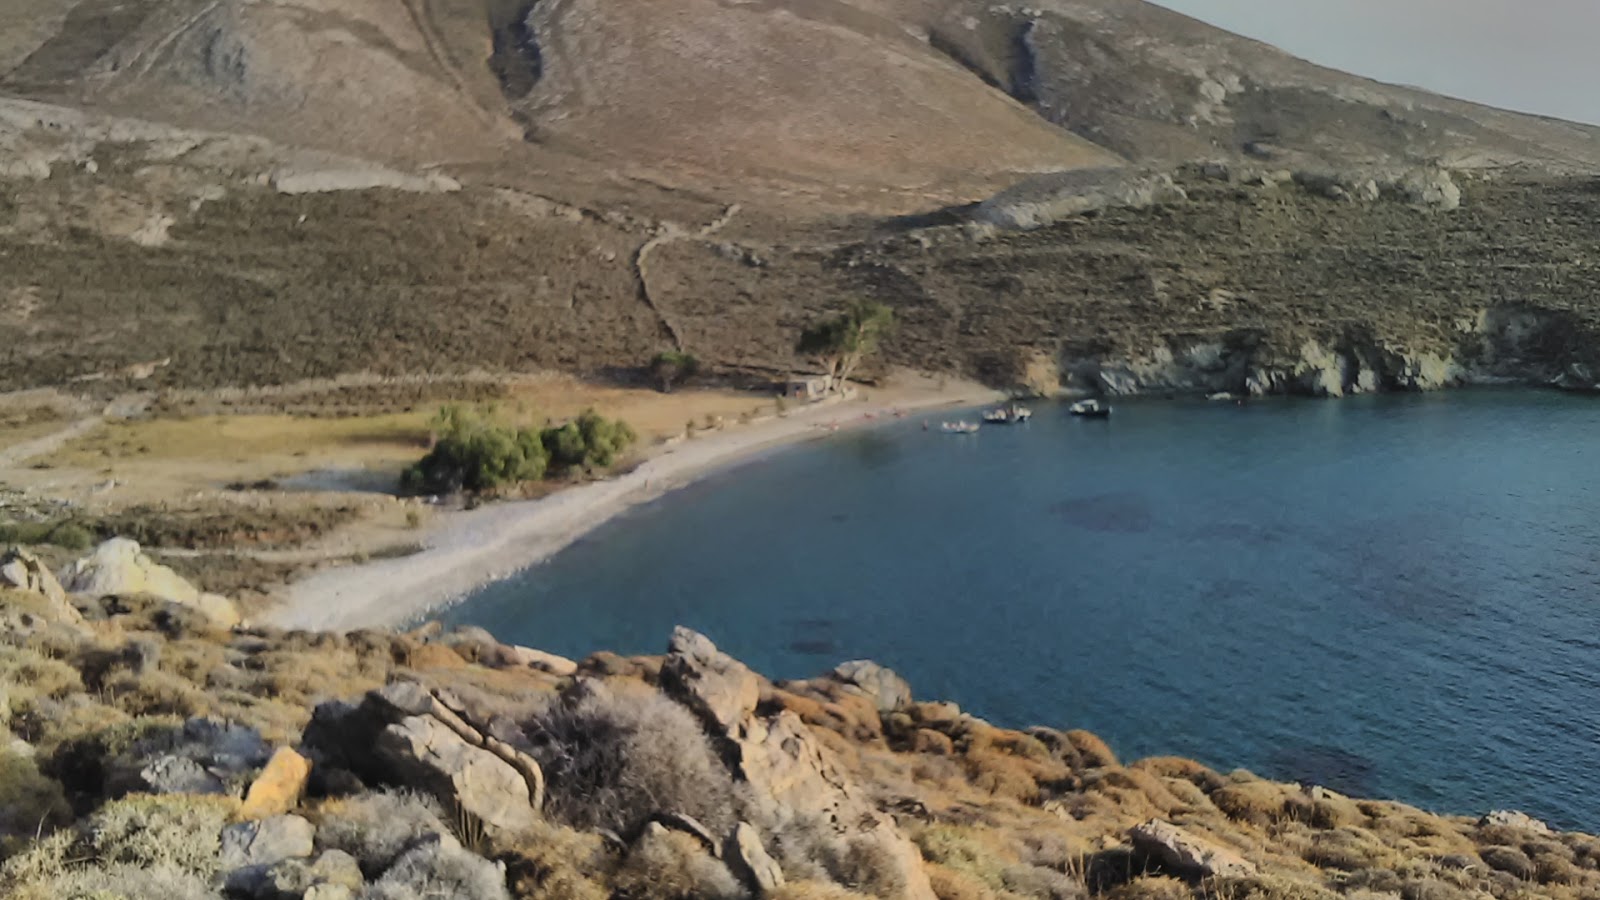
[[443, 390, 1600, 830]]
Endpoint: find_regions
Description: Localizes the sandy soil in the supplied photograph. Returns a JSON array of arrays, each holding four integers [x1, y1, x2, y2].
[[267, 374, 1001, 631]]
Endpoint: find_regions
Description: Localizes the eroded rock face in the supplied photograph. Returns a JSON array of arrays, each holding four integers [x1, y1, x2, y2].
[[1130, 819, 1257, 878], [59, 538, 240, 627], [728, 821, 785, 896], [221, 814, 317, 895], [661, 629, 935, 900], [0, 547, 78, 622], [660, 626, 762, 732], [375, 715, 539, 836], [975, 169, 1189, 231], [832, 660, 913, 713], [1480, 810, 1552, 834]]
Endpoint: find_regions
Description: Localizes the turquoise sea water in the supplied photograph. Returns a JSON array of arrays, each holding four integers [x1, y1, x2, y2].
[[443, 391, 1600, 830]]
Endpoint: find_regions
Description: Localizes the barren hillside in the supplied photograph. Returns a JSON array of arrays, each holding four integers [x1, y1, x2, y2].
[[2, 0, 1600, 394]]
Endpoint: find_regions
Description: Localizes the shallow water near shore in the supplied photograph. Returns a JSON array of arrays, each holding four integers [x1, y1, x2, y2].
[[444, 390, 1600, 830]]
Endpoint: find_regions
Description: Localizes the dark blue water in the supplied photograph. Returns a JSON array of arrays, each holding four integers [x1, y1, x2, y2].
[[443, 391, 1600, 830]]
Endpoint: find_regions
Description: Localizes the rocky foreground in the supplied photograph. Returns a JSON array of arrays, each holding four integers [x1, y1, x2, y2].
[[0, 561, 1591, 900]]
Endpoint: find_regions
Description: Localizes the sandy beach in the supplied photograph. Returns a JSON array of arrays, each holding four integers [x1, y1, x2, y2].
[[266, 375, 1001, 631]]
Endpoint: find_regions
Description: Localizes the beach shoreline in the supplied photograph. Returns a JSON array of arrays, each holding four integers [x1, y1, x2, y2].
[[265, 376, 1003, 631]]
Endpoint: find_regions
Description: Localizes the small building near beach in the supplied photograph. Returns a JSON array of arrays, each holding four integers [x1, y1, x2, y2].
[[783, 374, 831, 402]]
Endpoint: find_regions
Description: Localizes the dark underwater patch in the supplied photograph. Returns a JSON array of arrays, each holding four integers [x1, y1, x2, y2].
[[1266, 743, 1379, 797], [1049, 492, 1155, 533]]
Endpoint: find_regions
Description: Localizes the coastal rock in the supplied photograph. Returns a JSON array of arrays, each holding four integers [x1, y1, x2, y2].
[[660, 626, 762, 732], [375, 714, 539, 836], [1130, 819, 1257, 878], [58, 538, 240, 627], [504, 645, 579, 676], [0, 547, 79, 624], [221, 814, 317, 894], [1478, 810, 1552, 834], [831, 660, 913, 713], [119, 717, 272, 796], [1397, 168, 1462, 211], [239, 747, 312, 819], [727, 821, 785, 896]]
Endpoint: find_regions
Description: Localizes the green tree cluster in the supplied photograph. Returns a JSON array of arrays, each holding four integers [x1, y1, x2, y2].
[[401, 405, 637, 496], [649, 351, 699, 393], [796, 299, 894, 388]]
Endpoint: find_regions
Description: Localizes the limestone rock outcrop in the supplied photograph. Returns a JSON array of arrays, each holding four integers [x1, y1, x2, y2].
[[1130, 819, 1257, 878], [0, 547, 78, 624], [59, 538, 240, 627], [375, 714, 540, 837]]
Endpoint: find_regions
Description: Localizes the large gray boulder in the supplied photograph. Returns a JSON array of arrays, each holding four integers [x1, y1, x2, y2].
[[1129, 819, 1256, 878], [1479, 809, 1552, 834], [221, 814, 317, 894], [375, 715, 539, 837], [831, 660, 912, 713], [659, 627, 761, 732], [59, 538, 240, 627]]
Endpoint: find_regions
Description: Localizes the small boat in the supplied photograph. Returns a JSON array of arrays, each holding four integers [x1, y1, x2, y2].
[[982, 404, 1033, 424], [940, 421, 980, 434], [1069, 398, 1112, 418]]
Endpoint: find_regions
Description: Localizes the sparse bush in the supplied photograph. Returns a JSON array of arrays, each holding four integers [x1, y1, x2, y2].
[[1480, 845, 1537, 880], [81, 794, 232, 874], [315, 789, 449, 876], [364, 836, 511, 900], [770, 881, 876, 900], [0, 521, 94, 551], [0, 750, 71, 842], [526, 681, 738, 836], [1106, 875, 1192, 900], [914, 825, 1012, 892], [612, 828, 746, 900], [826, 833, 909, 898], [498, 819, 611, 900]]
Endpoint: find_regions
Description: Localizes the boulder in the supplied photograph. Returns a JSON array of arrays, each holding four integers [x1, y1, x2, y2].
[[974, 168, 1188, 230], [727, 821, 785, 896], [504, 645, 579, 676], [0, 547, 79, 623], [222, 815, 316, 868], [1479, 810, 1551, 834], [58, 538, 240, 627], [308, 849, 365, 889], [659, 627, 761, 732], [831, 660, 912, 713], [1397, 168, 1462, 210], [1129, 819, 1256, 879], [221, 814, 317, 894], [138, 755, 226, 796], [375, 715, 539, 836], [239, 747, 312, 819]]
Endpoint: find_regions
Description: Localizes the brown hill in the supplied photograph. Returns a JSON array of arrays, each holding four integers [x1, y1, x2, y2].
[[3, 0, 1600, 393]]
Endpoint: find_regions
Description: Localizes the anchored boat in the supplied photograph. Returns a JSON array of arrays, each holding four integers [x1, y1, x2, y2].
[[982, 403, 1033, 424], [1069, 398, 1112, 418], [940, 421, 981, 434]]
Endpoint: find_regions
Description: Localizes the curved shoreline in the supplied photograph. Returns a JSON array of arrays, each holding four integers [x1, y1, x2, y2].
[[266, 379, 1003, 631]]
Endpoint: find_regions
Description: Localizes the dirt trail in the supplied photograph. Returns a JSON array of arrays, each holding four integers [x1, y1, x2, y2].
[[634, 203, 741, 350]]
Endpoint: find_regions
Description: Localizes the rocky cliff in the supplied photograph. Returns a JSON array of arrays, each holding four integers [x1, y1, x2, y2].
[[0, 580, 1596, 900]]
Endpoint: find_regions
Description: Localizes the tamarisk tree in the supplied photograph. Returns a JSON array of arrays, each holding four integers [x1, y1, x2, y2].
[[795, 300, 894, 391]]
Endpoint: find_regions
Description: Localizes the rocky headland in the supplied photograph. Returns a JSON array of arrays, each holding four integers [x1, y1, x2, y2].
[[0, 553, 1592, 900]]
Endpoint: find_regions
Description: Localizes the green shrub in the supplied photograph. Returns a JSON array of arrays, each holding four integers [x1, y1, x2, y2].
[[402, 405, 549, 495], [649, 351, 700, 393], [403, 405, 637, 494], [0, 521, 93, 551], [0, 750, 71, 841]]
